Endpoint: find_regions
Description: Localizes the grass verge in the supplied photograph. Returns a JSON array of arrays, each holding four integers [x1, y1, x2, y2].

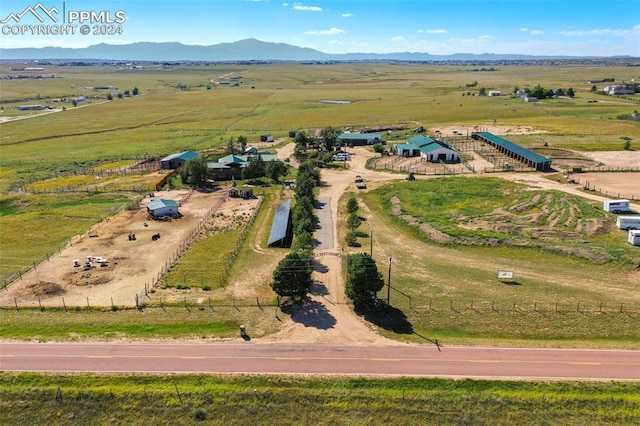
[[1, 373, 639, 425]]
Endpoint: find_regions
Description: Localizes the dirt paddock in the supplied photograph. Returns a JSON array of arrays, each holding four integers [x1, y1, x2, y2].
[[0, 188, 259, 307]]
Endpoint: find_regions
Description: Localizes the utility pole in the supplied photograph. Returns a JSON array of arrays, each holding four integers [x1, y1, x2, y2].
[[387, 256, 392, 305], [370, 230, 373, 257]]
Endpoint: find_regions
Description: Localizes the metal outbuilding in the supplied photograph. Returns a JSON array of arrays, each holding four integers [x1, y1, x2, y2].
[[472, 132, 552, 171], [267, 199, 293, 247], [160, 151, 199, 169]]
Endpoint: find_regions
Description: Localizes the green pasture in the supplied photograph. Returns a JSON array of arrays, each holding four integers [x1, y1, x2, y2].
[[0, 192, 136, 281], [355, 178, 640, 347], [0, 304, 279, 341], [1, 62, 639, 345], [1, 373, 639, 425], [2, 64, 638, 174], [370, 177, 636, 264], [161, 227, 244, 290]]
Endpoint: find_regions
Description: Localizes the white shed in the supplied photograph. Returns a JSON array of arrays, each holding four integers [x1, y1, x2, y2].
[[146, 199, 180, 218]]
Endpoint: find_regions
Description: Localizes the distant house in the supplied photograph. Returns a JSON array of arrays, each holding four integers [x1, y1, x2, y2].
[[524, 96, 538, 103], [17, 104, 44, 110], [603, 85, 635, 95], [207, 153, 277, 181], [337, 132, 383, 146], [488, 90, 502, 97], [244, 146, 274, 156], [146, 199, 180, 218], [160, 151, 199, 169], [208, 154, 246, 180]]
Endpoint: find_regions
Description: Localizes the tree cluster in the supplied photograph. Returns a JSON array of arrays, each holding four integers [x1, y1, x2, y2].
[[345, 196, 362, 247], [514, 84, 575, 99], [271, 159, 321, 300], [293, 126, 342, 160], [179, 157, 208, 187]]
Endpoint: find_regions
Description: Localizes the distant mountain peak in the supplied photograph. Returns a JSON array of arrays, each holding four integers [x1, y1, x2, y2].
[[0, 39, 624, 62]]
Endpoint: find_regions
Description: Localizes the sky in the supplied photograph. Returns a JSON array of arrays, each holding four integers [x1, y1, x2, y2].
[[1, 0, 639, 56]]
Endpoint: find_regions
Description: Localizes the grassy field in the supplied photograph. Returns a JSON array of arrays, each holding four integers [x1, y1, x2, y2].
[[0, 192, 138, 280], [1, 373, 639, 425], [1, 62, 639, 344], [0, 304, 280, 341], [371, 177, 637, 264], [351, 178, 640, 347]]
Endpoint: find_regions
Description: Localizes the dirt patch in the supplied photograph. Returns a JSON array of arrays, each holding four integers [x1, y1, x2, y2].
[[1, 188, 258, 307], [432, 124, 548, 137], [18, 281, 66, 298]]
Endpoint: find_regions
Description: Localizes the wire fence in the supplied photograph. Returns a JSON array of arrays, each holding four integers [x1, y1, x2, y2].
[[386, 296, 640, 316], [4, 295, 277, 311], [1, 195, 145, 288], [570, 176, 640, 201], [138, 194, 229, 303]]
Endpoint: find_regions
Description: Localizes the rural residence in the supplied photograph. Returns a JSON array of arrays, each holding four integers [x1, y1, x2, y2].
[[207, 152, 278, 181]]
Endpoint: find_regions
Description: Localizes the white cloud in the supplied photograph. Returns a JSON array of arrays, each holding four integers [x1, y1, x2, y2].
[[293, 3, 322, 12], [304, 27, 345, 36], [559, 28, 631, 37], [342, 13, 352, 18], [282, 2, 289, 6], [417, 29, 447, 35], [519, 28, 543, 35], [391, 36, 407, 44]]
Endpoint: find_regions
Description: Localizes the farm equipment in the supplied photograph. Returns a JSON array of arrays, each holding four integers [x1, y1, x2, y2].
[[406, 172, 416, 181], [152, 233, 161, 241]]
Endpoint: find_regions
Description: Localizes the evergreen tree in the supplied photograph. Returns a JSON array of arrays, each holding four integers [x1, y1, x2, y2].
[[242, 155, 265, 180], [345, 253, 385, 310], [271, 251, 313, 300]]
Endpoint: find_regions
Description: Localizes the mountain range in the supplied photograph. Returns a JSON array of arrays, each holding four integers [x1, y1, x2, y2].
[[0, 38, 633, 62]]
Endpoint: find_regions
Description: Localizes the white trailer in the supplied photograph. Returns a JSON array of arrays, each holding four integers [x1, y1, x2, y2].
[[629, 230, 640, 246], [603, 199, 630, 213], [616, 216, 640, 230]]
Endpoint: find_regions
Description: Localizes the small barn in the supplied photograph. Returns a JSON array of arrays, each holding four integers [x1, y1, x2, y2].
[[395, 143, 421, 157], [160, 151, 199, 169], [146, 199, 180, 218], [268, 199, 293, 247], [420, 141, 459, 163]]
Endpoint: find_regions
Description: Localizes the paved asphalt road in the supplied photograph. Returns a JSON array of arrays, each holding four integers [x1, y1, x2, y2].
[[315, 196, 334, 250], [2, 342, 639, 380]]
